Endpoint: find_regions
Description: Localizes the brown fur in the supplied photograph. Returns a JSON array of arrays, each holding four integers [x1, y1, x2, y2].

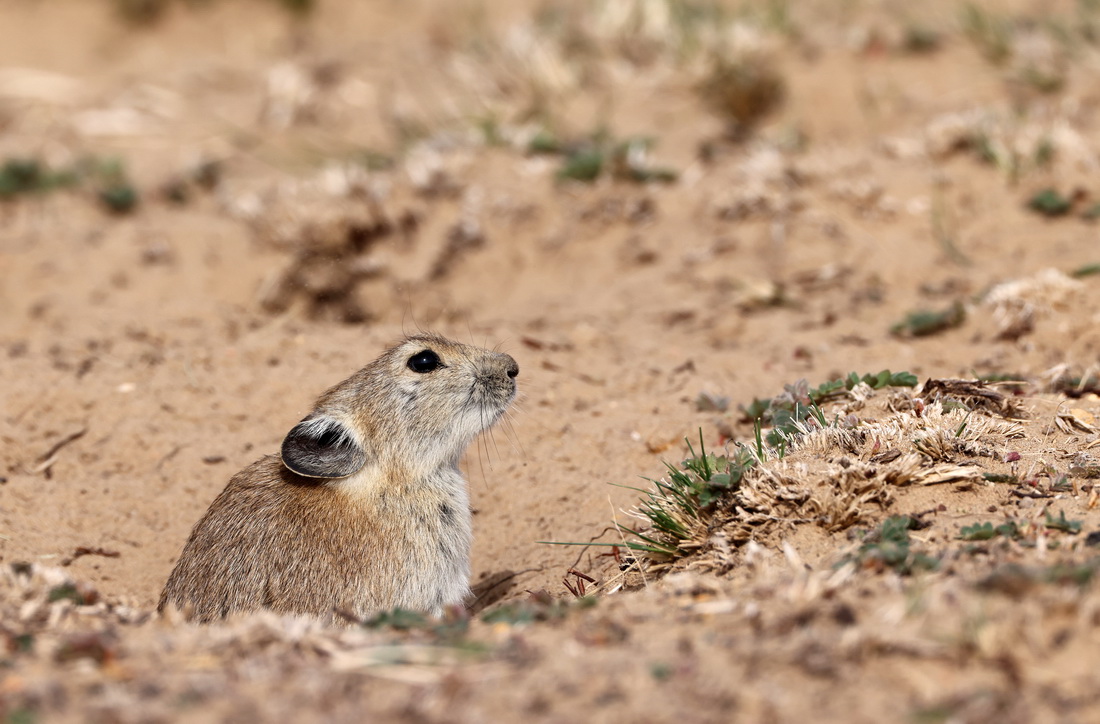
[[158, 335, 517, 623]]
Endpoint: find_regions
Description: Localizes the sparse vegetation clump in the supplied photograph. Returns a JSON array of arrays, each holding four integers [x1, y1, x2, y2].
[[840, 516, 938, 575], [901, 24, 943, 54], [603, 371, 922, 571], [0, 156, 139, 214], [959, 520, 1020, 541], [599, 368, 1100, 589], [611, 436, 758, 561], [536, 131, 678, 184], [114, 0, 313, 25], [740, 371, 918, 450], [890, 302, 966, 338], [0, 158, 78, 199], [1028, 187, 1074, 217], [959, 511, 1084, 543], [92, 157, 140, 214]]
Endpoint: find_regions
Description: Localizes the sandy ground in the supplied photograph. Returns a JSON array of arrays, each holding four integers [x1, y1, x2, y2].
[[4, 0, 1100, 721]]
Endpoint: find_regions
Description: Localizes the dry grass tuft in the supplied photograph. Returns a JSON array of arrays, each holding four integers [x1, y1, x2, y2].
[[443, 0, 788, 138], [983, 268, 1085, 341], [626, 381, 1049, 578]]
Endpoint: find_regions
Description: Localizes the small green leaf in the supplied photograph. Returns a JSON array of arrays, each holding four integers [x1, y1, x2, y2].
[[891, 302, 966, 338], [47, 584, 85, 604], [482, 604, 535, 625], [363, 608, 429, 630], [959, 522, 997, 541], [707, 472, 732, 489], [1045, 510, 1083, 534], [1028, 188, 1072, 217], [650, 662, 674, 680], [890, 371, 919, 387], [528, 130, 561, 155], [1071, 262, 1100, 278], [99, 184, 138, 214], [557, 149, 604, 182]]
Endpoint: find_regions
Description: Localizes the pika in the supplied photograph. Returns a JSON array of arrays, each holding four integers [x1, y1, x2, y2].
[[159, 334, 518, 623]]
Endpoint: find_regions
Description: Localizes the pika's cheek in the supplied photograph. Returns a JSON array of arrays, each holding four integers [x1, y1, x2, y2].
[[394, 380, 422, 412]]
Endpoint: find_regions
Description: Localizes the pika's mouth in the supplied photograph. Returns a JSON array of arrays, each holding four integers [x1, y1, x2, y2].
[[470, 372, 516, 417], [473, 382, 515, 407]]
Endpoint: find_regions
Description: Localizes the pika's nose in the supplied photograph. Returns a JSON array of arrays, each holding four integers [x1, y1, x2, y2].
[[505, 355, 519, 379]]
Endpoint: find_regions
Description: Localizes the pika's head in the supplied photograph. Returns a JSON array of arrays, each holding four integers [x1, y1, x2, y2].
[[280, 335, 518, 481]]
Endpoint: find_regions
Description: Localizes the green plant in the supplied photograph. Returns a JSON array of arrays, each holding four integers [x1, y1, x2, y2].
[[482, 591, 596, 625], [1031, 186, 1073, 213], [841, 516, 939, 575], [1071, 262, 1100, 278], [0, 159, 78, 199], [558, 148, 605, 182], [1051, 476, 1073, 493], [740, 371, 918, 448], [1028, 188, 1073, 217], [115, 0, 314, 24], [1045, 510, 1083, 534], [12, 634, 34, 654], [1044, 560, 1100, 585], [959, 520, 1020, 541], [86, 157, 139, 214], [47, 584, 86, 604], [0, 155, 139, 213], [527, 129, 562, 155], [624, 370, 919, 559], [551, 370, 918, 571], [649, 661, 674, 681], [552, 131, 678, 184], [890, 302, 966, 338], [5, 709, 37, 724], [981, 559, 1100, 590], [616, 434, 756, 556], [541, 431, 755, 563], [360, 606, 476, 647], [362, 608, 431, 630], [902, 25, 942, 54], [954, 415, 971, 438], [277, 0, 315, 14]]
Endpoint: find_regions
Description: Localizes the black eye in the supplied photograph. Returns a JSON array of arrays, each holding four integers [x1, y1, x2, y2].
[[407, 349, 442, 373]]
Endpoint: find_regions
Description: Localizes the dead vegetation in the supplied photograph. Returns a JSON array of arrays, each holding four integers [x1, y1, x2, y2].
[[606, 377, 1098, 591]]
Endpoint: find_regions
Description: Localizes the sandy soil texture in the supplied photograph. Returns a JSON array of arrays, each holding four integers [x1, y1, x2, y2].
[[4, 0, 1100, 721]]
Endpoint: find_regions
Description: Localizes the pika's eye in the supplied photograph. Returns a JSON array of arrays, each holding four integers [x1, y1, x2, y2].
[[407, 349, 442, 373]]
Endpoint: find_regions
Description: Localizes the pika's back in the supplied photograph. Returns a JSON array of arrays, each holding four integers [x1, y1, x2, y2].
[[159, 334, 518, 623]]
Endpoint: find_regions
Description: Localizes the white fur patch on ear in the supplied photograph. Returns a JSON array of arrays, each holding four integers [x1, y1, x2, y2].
[[280, 415, 367, 479]]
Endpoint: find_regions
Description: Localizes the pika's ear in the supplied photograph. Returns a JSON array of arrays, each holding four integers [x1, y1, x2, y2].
[[280, 415, 367, 479]]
